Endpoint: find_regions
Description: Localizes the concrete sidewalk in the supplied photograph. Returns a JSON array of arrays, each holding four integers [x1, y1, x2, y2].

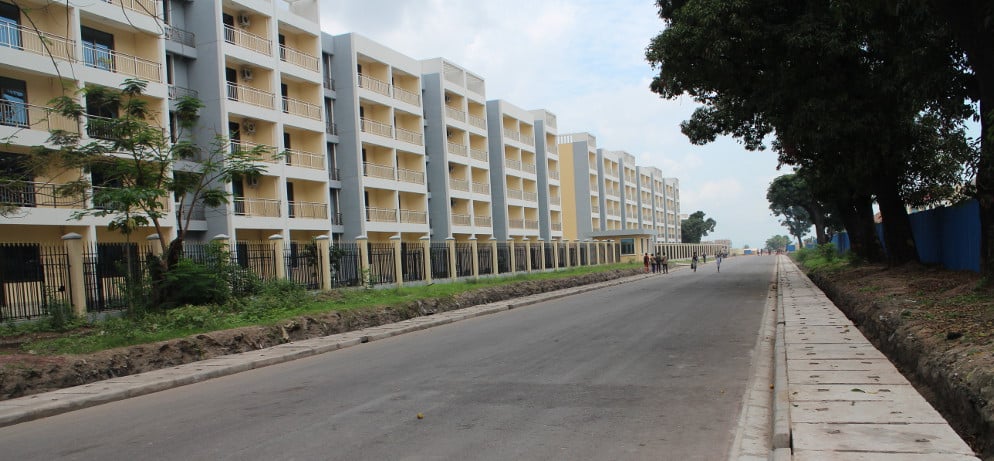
[[773, 256, 979, 460]]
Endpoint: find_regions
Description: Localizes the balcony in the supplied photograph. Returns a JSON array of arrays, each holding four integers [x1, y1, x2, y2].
[[231, 140, 279, 163], [550, 195, 561, 206], [471, 181, 489, 195], [359, 117, 392, 138], [288, 201, 328, 219], [323, 76, 335, 90], [0, 181, 85, 209], [226, 82, 275, 109], [468, 114, 486, 130], [331, 212, 343, 225], [357, 74, 390, 97], [366, 206, 397, 222], [363, 162, 395, 180], [504, 158, 522, 171], [85, 114, 118, 140], [509, 219, 524, 229], [224, 25, 272, 55], [83, 43, 162, 82], [392, 85, 420, 106], [504, 129, 534, 147], [397, 167, 425, 185], [447, 142, 468, 157], [282, 97, 321, 120], [233, 197, 281, 217], [107, 0, 158, 16], [0, 22, 75, 62], [175, 202, 206, 221], [325, 121, 337, 135], [507, 188, 523, 200], [521, 162, 536, 174], [168, 85, 198, 100], [280, 45, 319, 72], [400, 209, 427, 224], [551, 222, 562, 231], [1, 101, 77, 133], [474, 215, 492, 227], [522, 191, 537, 202], [524, 219, 538, 230], [469, 147, 488, 162], [329, 168, 340, 181], [591, 204, 600, 213], [548, 169, 559, 180], [395, 127, 424, 146], [451, 213, 471, 226], [449, 178, 469, 192], [445, 106, 466, 122], [284, 148, 324, 170], [165, 25, 195, 47]]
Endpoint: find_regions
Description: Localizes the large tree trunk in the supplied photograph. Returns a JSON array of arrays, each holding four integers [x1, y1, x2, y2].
[[804, 205, 828, 244], [874, 172, 919, 265], [836, 193, 881, 262]]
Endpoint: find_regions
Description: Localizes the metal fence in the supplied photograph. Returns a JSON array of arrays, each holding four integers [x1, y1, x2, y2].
[[558, 244, 567, 268], [286, 241, 321, 289], [83, 242, 152, 312], [477, 243, 493, 275], [530, 245, 542, 270], [0, 243, 71, 321], [430, 242, 450, 279], [367, 242, 396, 285], [455, 243, 473, 277], [401, 242, 424, 282], [235, 242, 277, 281], [330, 242, 362, 287], [544, 245, 555, 268], [569, 246, 578, 266], [579, 245, 589, 266], [496, 242, 511, 274]]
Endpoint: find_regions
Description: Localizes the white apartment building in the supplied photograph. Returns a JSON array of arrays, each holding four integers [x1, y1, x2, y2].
[[486, 100, 541, 241], [531, 109, 563, 242]]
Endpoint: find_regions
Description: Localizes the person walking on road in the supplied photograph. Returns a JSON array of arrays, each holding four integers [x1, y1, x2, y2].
[[716, 252, 722, 272], [643, 253, 650, 273], [661, 253, 669, 274], [691, 252, 698, 272]]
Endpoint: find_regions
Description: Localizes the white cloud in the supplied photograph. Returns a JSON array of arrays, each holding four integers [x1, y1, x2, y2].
[[319, 0, 789, 247]]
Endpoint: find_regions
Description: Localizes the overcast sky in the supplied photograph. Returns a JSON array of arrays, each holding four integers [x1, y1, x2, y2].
[[319, 0, 790, 249]]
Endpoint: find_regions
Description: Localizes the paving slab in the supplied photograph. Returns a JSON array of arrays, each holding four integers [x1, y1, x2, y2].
[[786, 325, 865, 344], [790, 383, 923, 402], [792, 422, 976, 455], [794, 452, 979, 461], [787, 358, 893, 371], [786, 343, 888, 360], [788, 368, 908, 385], [791, 399, 947, 424]]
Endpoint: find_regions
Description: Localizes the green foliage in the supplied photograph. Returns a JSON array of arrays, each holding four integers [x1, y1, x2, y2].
[[681, 210, 716, 243], [765, 235, 791, 252]]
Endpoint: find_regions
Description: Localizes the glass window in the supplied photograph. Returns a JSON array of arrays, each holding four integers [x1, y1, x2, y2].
[[0, 2, 21, 49], [81, 26, 115, 71], [0, 76, 27, 127], [620, 238, 635, 255]]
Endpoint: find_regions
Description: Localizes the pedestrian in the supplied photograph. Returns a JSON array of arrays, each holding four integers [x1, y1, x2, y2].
[[661, 252, 668, 274], [643, 253, 650, 273], [691, 251, 698, 272], [654, 252, 662, 274], [702, 252, 707, 264], [716, 252, 723, 272]]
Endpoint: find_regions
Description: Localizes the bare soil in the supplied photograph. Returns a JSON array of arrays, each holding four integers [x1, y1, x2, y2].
[[0, 268, 641, 401], [807, 262, 994, 459]]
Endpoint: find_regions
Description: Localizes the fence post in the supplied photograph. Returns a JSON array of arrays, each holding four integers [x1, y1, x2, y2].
[[391, 235, 403, 287], [269, 234, 286, 281], [564, 240, 572, 268], [356, 236, 370, 286], [314, 236, 332, 290], [525, 239, 532, 273], [553, 239, 560, 269], [538, 240, 546, 270], [446, 237, 457, 280], [508, 240, 516, 274], [470, 237, 479, 280], [490, 238, 498, 276], [584, 239, 591, 266], [61, 233, 87, 317], [610, 240, 617, 263], [421, 236, 432, 285]]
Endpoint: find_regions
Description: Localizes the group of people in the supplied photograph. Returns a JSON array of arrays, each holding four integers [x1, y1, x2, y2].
[[691, 251, 727, 272], [642, 252, 669, 274]]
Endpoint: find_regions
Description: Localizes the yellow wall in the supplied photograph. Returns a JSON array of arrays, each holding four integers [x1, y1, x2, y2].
[[558, 142, 578, 240]]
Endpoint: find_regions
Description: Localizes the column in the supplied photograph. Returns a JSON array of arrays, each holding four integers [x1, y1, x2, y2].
[[314, 236, 332, 290], [61, 233, 87, 317]]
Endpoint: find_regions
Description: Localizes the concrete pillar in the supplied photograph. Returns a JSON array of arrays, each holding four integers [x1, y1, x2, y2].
[[538, 240, 546, 270], [508, 240, 516, 274], [553, 240, 560, 269], [470, 237, 479, 280], [269, 234, 286, 281], [446, 237, 457, 280], [61, 233, 87, 317], [490, 238, 498, 276], [524, 240, 532, 273], [391, 235, 403, 287], [356, 236, 370, 287], [420, 236, 432, 284], [314, 236, 331, 291]]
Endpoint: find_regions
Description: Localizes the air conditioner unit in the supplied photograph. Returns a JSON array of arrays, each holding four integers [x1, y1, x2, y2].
[[240, 67, 254, 81], [243, 120, 256, 134], [238, 13, 251, 27]]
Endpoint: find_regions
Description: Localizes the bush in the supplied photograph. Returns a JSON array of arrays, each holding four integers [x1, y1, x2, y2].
[[159, 258, 233, 309]]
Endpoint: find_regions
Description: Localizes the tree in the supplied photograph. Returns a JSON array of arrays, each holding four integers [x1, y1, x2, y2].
[[26, 79, 268, 308], [779, 205, 812, 249], [646, 0, 974, 265], [767, 174, 829, 244], [765, 235, 791, 252], [681, 211, 716, 243]]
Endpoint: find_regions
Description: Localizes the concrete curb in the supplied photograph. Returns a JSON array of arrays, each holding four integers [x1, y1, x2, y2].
[[0, 270, 664, 428], [770, 256, 792, 453]]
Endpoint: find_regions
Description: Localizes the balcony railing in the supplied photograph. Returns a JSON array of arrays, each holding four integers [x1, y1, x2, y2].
[[175, 202, 206, 221], [451, 213, 471, 226], [223, 25, 272, 55], [400, 209, 427, 224], [551, 222, 562, 231], [504, 158, 522, 171], [0, 101, 77, 133], [0, 181, 85, 208], [550, 196, 561, 206], [524, 219, 539, 230], [521, 162, 536, 174], [506, 188, 523, 200], [474, 215, 492, 227], [165, 25, 196, 47], [395, 127, 423, 146], [359, 117, 392, 138], [469, 147, 488, 162], [85, 114, 118, 140], [106, 0, 158, 16], [233, 198, 281, 217], [226, 82, 275, 109], [471, 181, 490, 195], [83, 43, 162, 82], [392, 85, 421, 106], [331, 212, 343, 225], [509, 219, 524, 229], [449, 178, 469, 192], [0, 22, 75, 61], [280, 45, 319, 72], [288, 201, 328, 219], [591, 204, 600, 213], [468, 114, 486, 130], [282, 97, 321, 120], [363, 162, 395, 180], [168, 85, 198, 100], [447, 142, 468, 157], [548, 169, 560, 180], [504, 129, 521, 143], [366, 206, 397, 222], [230, 140, 279, 163], [397, 167, 425, 185], [284, 148, 324, 170], [323, 76, 335, 90], [445, 105, 466, 122], [522, 191, 537, 202], [357, 73, 390, 96], [325, 121, 337, 135]]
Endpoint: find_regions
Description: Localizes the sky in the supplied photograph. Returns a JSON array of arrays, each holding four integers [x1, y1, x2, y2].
[[319, 0, 790, 249]]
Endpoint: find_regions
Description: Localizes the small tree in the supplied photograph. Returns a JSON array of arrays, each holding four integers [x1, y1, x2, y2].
[[681, 211, 716, 243]]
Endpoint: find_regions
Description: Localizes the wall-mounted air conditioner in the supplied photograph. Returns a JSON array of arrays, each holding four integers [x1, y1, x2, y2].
[[243, 119, 256, 134], [238, 13, 251, 27], [241, 67, 254, 81]]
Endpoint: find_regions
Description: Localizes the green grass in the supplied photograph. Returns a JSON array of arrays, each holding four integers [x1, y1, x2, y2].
[[8, 262, 638, 355]]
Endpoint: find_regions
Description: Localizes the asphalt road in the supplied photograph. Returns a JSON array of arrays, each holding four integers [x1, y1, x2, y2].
[[0, 256, 775, 461]]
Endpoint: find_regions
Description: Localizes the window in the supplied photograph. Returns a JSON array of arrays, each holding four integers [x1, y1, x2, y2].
[[620, 238, 635, 255], [0, 151, 34, 206], [0, 76, 27, 127], [0, 244, 41, 283], [0, 1, 21, 49], [81, 26, 114, 71]]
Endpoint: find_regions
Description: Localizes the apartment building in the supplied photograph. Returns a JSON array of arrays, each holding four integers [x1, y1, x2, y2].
[[556, 132, 599, 241], [171, 0, 330, 244], [0, 0, 171, 245], [486, 100, 540, 241], [598, 149, 623, 232], [664, 177, 682, 242], [421, 58, 493, 242], [320, 33, 344, 240], [329, 33, 429, 243], [530, 109, 563, 242]]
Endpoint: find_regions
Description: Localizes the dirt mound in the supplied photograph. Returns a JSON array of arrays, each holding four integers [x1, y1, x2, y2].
[[0, 268, 641, 401]]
